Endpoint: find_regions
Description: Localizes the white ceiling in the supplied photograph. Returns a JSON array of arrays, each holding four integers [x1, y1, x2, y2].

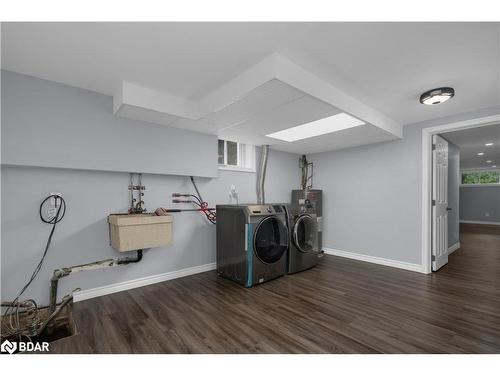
[[442, 123, 500, 170], [2, 22, 499, 154], [113, 73, 400, 153]]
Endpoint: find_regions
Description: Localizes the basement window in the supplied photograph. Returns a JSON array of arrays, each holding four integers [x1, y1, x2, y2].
[[218, 139, 255, 172], [461, 170, 500, 186]]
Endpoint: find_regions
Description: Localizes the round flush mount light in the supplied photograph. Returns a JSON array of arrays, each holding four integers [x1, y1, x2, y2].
[[420, 87, 455, 105]]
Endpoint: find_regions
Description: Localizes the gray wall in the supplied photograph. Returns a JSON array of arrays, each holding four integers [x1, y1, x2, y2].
[[447, 141, 460, 246], [460, 186, 500, 223], [309, 106, 500, 266], [1, 70, 218, 178], [310, 124, 423, 264], [1, 73, 300, 305], [1, 151, 299, 306]]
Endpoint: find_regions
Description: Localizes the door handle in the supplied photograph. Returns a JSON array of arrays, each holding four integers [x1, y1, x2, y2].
[[446, 207, 452, 211]]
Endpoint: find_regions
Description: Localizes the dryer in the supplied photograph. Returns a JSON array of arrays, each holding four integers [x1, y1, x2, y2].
[[292, 189, 323, 250], [216, 204, 289, 287], [288, 205, 319, 273]]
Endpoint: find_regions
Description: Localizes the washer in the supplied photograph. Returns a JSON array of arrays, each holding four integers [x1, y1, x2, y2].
[[216, 204, 289, 287], [287, 205, 319, 274]]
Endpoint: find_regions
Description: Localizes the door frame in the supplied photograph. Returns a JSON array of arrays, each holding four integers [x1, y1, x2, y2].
[[421, 114, 500, 274]]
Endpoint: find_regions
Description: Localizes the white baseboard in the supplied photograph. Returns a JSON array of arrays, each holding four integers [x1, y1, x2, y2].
[[73, 262, 216, 302], [460, 220, 500, 226], [448, 242, 461, 254], [323, 248, 424, 273]]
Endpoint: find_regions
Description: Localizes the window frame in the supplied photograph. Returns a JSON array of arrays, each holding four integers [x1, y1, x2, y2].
[[218, 139, 256, 173], [460, 168, 500, 187]]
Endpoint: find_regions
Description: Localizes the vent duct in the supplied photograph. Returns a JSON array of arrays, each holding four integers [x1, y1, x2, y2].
[[257, 145, 270, 204]]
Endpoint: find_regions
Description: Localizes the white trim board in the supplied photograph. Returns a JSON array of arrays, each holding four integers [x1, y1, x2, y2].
[[73, 262, 216, 303], [460, 220, 500, 226], [323, 248, 424, 273], [448, 242, 461, 255]]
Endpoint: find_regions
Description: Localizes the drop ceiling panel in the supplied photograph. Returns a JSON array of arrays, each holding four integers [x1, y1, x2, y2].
[[217, 127, 286, 146], [230, 94, 342, 135], [201, 79, 304, 129], [270, 124, 397, 154]]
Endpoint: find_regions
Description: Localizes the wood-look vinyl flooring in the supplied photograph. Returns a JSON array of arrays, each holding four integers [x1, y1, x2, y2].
[[50, 224, 500, 353]]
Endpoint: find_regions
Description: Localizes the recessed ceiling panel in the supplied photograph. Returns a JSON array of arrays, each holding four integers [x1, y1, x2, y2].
[[231, 94, 342, 135], [201, 79, 304, 129], [266, 112, 365, 142], [217, 127, 285, 146]]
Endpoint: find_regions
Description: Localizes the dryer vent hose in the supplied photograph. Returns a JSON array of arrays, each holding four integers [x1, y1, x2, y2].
[[257, 145, 270, 204]]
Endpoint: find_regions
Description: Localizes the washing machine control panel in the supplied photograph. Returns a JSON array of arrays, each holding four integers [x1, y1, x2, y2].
[[247, 205, 285, 216]]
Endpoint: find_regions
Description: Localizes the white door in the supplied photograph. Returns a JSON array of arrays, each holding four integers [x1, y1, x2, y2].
[[432, 134, 449, 271]]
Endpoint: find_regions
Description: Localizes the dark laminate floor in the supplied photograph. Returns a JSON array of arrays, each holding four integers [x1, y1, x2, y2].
[[50, 224, 500, 353]]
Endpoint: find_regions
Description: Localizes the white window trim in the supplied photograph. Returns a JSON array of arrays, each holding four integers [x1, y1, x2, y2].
[[218, 140, 256, 173], [218, 164, 256, 173]]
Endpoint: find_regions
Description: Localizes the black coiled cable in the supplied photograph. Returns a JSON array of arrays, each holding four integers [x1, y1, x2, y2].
[[2, 194, 67, 339], [21, 194, 66, 298], [39, 194, 66, 224]]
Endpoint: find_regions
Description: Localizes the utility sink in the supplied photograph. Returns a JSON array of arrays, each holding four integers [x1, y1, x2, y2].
[[108, 214, 173, 252]]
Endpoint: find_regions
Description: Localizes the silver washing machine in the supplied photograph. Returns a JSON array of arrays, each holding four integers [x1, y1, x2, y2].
[[287, 205, 319, 273], [216, 204, 289, 287]]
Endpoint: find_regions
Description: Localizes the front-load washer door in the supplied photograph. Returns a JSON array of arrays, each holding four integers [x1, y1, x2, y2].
[[253, 216, 288, 264], [293, 214, 318, 253]]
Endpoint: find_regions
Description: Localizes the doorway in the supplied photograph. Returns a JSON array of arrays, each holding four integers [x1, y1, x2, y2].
[[421, 114, 500, 273]]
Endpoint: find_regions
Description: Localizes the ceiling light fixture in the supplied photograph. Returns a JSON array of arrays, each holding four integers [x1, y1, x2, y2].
[[486, 160, 492, 163], [492, 166, 497, 168], [419, 87, 455, 105], [266, 113, 365, 142], [477, 152, 485, 156], [485, 143, 494, 146]]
